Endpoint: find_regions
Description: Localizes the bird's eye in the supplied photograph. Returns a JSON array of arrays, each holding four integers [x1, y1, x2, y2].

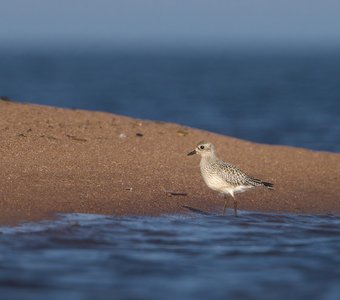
[[200, 145, 205, 150]]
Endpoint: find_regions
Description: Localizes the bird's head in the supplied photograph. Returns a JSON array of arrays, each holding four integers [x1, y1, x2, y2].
[[187, 141, 215, 157]]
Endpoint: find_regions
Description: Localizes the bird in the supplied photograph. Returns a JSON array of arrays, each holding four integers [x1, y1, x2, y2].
[[187, 141, 274, 216]]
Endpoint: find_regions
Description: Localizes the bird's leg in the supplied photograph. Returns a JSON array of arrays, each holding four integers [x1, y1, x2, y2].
[[233, 199, 238, 217], [229, 192, 237, 217], [222, 195, 228, 216]]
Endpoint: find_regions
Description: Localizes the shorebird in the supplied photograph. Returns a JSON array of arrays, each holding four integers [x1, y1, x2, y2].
[[188, 141, 274, 216]]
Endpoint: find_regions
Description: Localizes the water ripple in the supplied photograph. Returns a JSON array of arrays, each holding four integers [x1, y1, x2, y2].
[[1, 211, 340, 300]]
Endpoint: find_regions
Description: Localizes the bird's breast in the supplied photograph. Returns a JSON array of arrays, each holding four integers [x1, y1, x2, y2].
[[200, 161, 231, 192]]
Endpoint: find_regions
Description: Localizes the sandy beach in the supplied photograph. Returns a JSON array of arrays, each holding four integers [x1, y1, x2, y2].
[[0, 100, 339, 225]]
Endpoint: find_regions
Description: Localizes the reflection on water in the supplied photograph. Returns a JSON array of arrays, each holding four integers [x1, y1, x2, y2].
[[1, 212, 340, 300]]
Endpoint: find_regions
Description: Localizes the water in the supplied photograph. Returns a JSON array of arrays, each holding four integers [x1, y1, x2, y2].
[[0, 48, 340, 152], [1, 212, 340, 300], [1, 47, 339, 299]]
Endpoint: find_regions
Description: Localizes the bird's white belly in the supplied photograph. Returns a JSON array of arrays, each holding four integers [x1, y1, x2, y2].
[[203, 175, 228, 192], [201, 170, 253, 195]]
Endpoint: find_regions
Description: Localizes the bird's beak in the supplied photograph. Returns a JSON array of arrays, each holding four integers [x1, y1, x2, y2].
[[187, 149, 196, 156]]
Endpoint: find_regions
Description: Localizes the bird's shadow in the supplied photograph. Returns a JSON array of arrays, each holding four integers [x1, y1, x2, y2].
[[182, 205, 213, 216]]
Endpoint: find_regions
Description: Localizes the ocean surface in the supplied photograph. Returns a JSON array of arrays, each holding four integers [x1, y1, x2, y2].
[[0, 48, 339, 152], [1, 47, 340, 299], [1, 212, 340, 300]]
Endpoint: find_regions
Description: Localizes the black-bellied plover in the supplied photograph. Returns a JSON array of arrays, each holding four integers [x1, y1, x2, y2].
[[188, 141, 274, 216]]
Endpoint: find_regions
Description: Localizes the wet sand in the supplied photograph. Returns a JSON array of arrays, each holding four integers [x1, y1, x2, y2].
[[0, 101, 339, 225]]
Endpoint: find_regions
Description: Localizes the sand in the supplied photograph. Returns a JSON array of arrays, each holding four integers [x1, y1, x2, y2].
[[0, 101, 339, 225]]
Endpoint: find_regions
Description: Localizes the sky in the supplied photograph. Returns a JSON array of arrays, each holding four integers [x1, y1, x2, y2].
[[1, 0, 340, 49]]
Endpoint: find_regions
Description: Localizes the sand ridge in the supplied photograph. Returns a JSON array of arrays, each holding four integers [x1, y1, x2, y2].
[[0, 101, 339, 225]]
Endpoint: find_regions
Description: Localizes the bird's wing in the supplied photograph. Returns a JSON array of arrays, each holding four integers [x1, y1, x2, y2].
[[218, 161, 273, 188], [218, 162, 251, 186]]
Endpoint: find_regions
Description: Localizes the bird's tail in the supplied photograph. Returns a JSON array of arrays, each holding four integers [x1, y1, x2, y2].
[[261, 181, 274, 190], [249, 178, 274, 190]]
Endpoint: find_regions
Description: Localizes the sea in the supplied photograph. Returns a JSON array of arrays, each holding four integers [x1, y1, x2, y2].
[[1, 47, 340, 152], [0, 46, 339, 299]]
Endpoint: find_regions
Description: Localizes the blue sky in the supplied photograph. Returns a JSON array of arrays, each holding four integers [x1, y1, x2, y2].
[[1, 0, 340, 49]]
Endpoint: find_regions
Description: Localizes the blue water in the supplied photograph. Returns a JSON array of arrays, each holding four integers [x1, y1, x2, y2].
[[1, 212, 340, 300], [1, 48, 340, 299], [0, 48, 340, 151]]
